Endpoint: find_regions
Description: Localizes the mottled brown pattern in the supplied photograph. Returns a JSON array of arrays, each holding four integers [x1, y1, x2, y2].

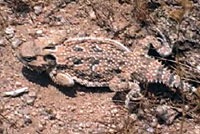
[[17, 36, 197, 95]]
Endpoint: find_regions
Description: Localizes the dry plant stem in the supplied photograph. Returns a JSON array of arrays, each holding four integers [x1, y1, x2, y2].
[[0, 114, 17, 128], [65, 36, 131, 52], [2, 87, 29, 97], [179, 94, 186, 134]]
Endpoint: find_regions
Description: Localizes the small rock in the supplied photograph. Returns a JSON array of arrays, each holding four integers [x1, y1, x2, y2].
[[129, 113, 137, 121], [55, 112, 62, 120], [0, 0, 5, 4], [36, 30, 43, 35], [56, 1, 66, 8], [146, 127, 154, 133], [111, 108, 118, 114], [31, 111, 37, 116], [18, 119, 25, 127], [60, 17, 66, 23], [193, 126, 200, 134], [184, 105, 190, 111], [19, 107, 30, 115], [79, 92, 85, 96], [15, 81, 22, 87], [68, 106, 76, 112], [58, 121, 65, 127], [197, 65, 200, 71], [11, 37, 23, 48], [150, 118, 158, 127], [43, 116, 49, 120], [51, 127, 60, 134], [0, 37, 5, 46], [156, 105, 167, 117], [54, 16, 65, 25], [89, 10, 96, 20], [28, 91, 37, 98], [49, 113, 56, 120], [156, 105, 178, 125], [26, 98, 35, 105], [138, 109, 144, 118], [0, 127, 4, 134], [5, 27, 15, 35], [40, 119, 46, 126], [24, 115, 32, 125], [34, 5, 43, 15], [38, 123, 45, 132]]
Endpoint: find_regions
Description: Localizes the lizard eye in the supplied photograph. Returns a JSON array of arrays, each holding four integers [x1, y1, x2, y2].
[[23, 57, 36, 62]]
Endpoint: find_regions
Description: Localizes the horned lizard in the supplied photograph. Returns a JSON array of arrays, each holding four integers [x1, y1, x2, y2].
[[17, 35, 199, 109]]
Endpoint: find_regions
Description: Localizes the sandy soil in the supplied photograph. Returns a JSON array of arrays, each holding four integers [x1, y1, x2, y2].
[[0, 0, 200, 134]]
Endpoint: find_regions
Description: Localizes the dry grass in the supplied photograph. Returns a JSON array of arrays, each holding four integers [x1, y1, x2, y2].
[[131, 0, 153, 25], [1, 0, 199, 133], [0, 9, 7, 35]]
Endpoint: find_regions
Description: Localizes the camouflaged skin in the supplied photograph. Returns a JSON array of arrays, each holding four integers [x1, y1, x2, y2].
[[17, 36, 197, 96]]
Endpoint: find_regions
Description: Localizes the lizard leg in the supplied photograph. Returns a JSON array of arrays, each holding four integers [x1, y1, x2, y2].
[[125, 82, 144, 110], [109, 73, 131, 92], [109, 73, 144, 110], [136, 28, 172, 57], [49, 70, 74, 87]]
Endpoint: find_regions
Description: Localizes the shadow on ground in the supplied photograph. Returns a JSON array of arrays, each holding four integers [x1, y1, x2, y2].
[[112, 83, 187, 108], [22, 67, 112, 98]]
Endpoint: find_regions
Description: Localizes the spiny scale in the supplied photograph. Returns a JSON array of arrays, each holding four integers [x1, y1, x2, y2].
[[44, 37, 197, 94]]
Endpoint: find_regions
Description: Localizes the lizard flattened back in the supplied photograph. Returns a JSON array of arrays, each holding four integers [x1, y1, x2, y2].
[[43, 37, 132, 87]]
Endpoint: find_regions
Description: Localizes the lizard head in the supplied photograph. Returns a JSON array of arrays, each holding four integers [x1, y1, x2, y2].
[[17, 40, 57, 73]]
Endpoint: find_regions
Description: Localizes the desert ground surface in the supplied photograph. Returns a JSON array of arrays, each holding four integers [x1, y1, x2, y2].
[[0, 0, 200, 133]]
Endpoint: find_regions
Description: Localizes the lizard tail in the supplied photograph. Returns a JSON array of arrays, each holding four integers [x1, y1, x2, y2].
[[142, 58, 197, 95], [156, 64, 197, 94]]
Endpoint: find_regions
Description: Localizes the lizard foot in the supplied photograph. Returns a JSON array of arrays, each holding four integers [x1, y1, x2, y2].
[[108, 73, 144, 111], [125, 82, 144, 112], [50, 71, 75, 87]]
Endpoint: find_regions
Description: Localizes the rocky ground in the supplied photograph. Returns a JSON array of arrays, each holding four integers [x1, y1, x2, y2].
[[0, 0, 200, 134]]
